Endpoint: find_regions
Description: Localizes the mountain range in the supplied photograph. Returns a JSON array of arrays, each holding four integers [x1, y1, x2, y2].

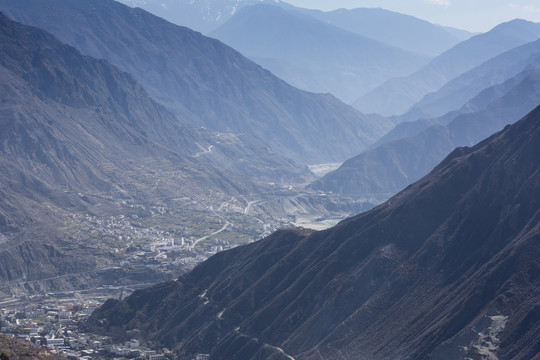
[[355, 19, 540, 116], [294, 6, 471, 57], [405, 37, 540, 120], [369, 37, 540, 148], [0, 9, 365, 292], [0, 0, 391, 165], [209, 3, 430, 103], [114, 0, 472, 58], [87, 104, 540, 360], [0, 9, 320, 228], [115, 0, 263, 34], [0, 11, 272, 284], [0, 4, 382, 294], [0, 1, 538, 359], [110, 0, 473, 104], [311, 57, 540, 197]]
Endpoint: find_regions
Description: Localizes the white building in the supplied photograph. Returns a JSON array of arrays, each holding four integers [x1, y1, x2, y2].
[[46, 338, 65, 347], [147, 354, 165, 360], [128, 339, 140, 348]]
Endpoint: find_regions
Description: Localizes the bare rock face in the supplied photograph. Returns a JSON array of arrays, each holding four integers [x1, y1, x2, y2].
[[88, 105, 540, 359]]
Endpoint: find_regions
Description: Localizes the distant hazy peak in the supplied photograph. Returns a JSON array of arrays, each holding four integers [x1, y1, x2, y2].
[[291, 5, 471, 57], [354, 18, 540, 115], [115, 0, 283, 33]]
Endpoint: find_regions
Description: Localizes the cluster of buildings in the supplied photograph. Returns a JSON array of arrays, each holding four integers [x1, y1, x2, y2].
[[0, 292, 214, 360], [0, 300, 102, 358], [0, 200, 286, 359], [0, 301, 168, 359], [66, 212, 235, 274]]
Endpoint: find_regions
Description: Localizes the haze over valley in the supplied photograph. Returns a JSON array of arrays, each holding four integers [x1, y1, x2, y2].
[[0, 1, 539, 359]]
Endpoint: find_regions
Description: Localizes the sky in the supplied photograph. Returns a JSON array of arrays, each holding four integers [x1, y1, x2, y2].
[[282, 0, 540, 32]]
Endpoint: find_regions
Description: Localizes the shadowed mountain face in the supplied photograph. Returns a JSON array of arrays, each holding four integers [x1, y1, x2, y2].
[[311, 63, 540, 197], [354, 19, 540, 116], [0, 0, 392, 165], [210, 3, 429, 103], [87, 103, 540, 359]]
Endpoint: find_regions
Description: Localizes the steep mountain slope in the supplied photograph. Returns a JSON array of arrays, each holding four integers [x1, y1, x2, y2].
[[0, 12, 303, 285], [0, 0, 391, 164], [407, 38, 540, 119], [354, 19, 540, 116], [88, 105, 540, 360], [0, 10, 313, 225], [296, 7, 468, 57], [311, 62, 540, 197], [209, 4, 429, 103]]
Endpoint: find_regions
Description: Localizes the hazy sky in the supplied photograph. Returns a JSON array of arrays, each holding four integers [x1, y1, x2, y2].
[[282, 0, 540, 32]]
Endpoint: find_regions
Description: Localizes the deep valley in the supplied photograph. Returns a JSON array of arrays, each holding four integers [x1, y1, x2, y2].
[[0, 0, 539, 359]]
